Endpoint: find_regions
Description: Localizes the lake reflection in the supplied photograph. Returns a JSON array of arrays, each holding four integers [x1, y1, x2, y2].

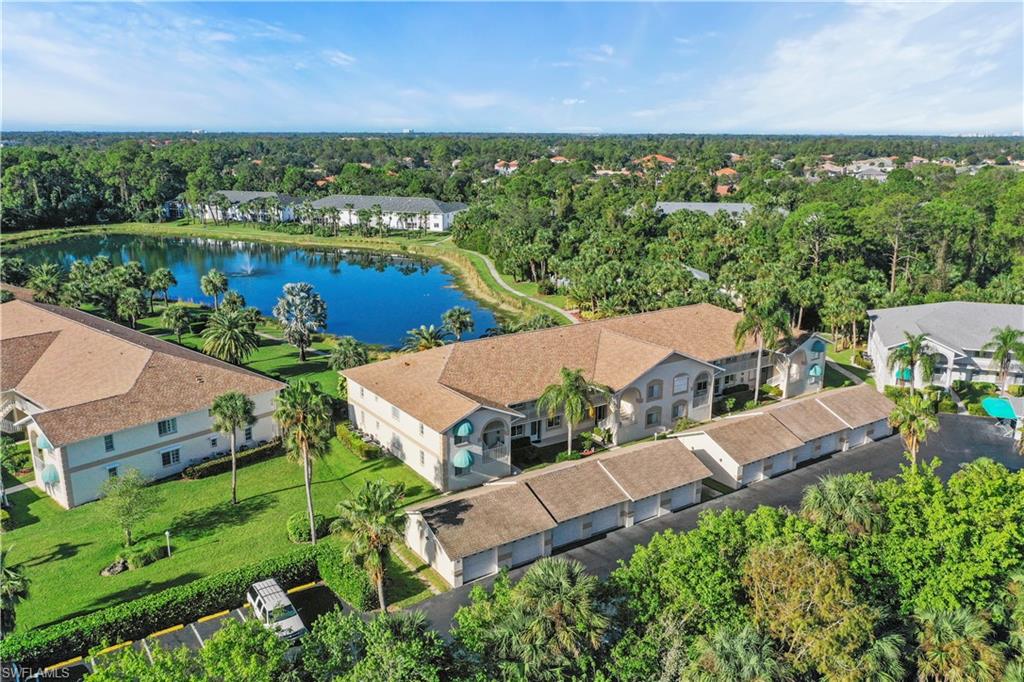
[[18, 234, 498, 347]]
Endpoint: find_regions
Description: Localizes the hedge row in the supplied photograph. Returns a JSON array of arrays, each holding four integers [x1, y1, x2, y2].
[[317, 545, 374, 610], [180, 439, 282, 480], [335, 422, 382, 460], [0, 545, 320, 667]]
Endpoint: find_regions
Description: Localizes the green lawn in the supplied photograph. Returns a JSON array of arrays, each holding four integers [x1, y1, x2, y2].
[[827, 343, 874, 385], [4, 438, 438, 632]]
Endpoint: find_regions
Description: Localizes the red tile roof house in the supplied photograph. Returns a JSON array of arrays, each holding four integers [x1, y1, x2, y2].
[[0, 297, 284, 508], [341, 304, 827, 494], [633, 154, 677, 166], [493, 159, 519, 175]]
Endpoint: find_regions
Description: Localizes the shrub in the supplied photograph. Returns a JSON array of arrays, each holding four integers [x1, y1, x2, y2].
[[852, 351, 872, 369], [974, 382, 999, 394], [1, 437, 30, 474], [937, 397, 959, 413], [0, 509, 10, 532], [180, 440, 282, 480], [967, 403, 988, 417], [116, 543, 166, 571], [951, 379, 970, 394], [555, 450, 581, 463], [1009, 385, 1024, 397], [0, 546, 320, 667], [316, 545, 373, 610], [287, 512, 329, 544], [722, 384, 750, 396], [743, 400, 759, 411], [674, 417, 698, 432], [335, 422, 381, 460], [760, 384, 782, 398], [883, 385, 912, 401]]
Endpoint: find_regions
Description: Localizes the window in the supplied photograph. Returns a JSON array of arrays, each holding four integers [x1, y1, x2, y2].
[[724, 374, 735, 386], [808, 374, 819, 385], [419, 450, 425, 466], [694, 376, 709, 394], [511, 424, 525, 437], [671, 401, 688, 421], [107, 466, 119, 478], [419, 423, 425, 436], [547, 415, 562, 429], [595, 404, 607, 422], [244, 426, 253, 441], [814, 441, 822, 452], [646, 380, 663, 401], [454, 433, 470, 446], [455, 464, 470, 476], [161, 448, 181, 467], [157, 418, 177, 436], [672, 374, 690, 394], [209, 436, 218, 448], [645, 407, 662, 428], [360, 386, 365, 398], [763, 458, 774, 473], [392, 406, 400, 420], [103, 434, 115, 453]]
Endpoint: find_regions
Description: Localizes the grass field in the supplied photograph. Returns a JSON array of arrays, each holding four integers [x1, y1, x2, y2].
[[4, 436, 438, 632], [827, 343, 874, 385]]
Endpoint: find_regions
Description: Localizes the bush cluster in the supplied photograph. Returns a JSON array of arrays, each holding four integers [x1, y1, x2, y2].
[[335, 422, 381, 460], [1008, 385, 1024, 397], [286, 512, 329, 544], [316, 546, 374, 610], [852, 351, 872, 369], [0, 546, 321, 667], [115, 543, 166, 571], [180, 439, 282, 480]]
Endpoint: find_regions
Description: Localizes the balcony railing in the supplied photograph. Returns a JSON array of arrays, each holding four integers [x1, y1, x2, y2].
[[480, 441, 511, 464]]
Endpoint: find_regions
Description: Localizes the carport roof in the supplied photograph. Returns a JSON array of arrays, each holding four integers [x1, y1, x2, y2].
[[699, 413, 804, 464], [522, 459, 630, 522], [765, 398, 848, 441], [595, 439, 711, 501], [815, 384, 895, 429], [412, 483, 557, 560]]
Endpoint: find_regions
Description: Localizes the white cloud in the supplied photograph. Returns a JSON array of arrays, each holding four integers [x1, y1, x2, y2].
[[562, 98, 586, 106], [575, 43, 618, 64], [322, 49, 356, 67]]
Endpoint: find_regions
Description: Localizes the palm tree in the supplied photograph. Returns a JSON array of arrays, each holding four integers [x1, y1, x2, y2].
[[200, 268, 228, 310], [274, 381, 332, 545], [273, 282, 328, 362], [402, 324, 451, 351], [0, 546, 29, 638], [115, 288, 146, 329], [210, 391, 256, 505], [915, 609, 1006, 682], [327, 336, 369, 370], [332, 480, 406, 611], [161, 303, 192, 343], [887, 332, 935, 390], [800, 472, 882, 536], [888, 392, 940, 467], [981, 326, 1024, 392], [682, 623, 790, 681], [536, 367, 611, 458], [441, 306, 475, 341], [495, 558, 608, 677], [734, 304, 792, 404], [202, 308, 260, 364], [853, 632, 907, 682], [221, 289, 246, 312], [26, 262, 62, 304], [147, 267, 177, 311]]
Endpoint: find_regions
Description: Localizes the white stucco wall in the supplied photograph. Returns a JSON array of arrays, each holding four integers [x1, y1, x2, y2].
[[405, 513, 459, 586], [678, 432, 743, 489]]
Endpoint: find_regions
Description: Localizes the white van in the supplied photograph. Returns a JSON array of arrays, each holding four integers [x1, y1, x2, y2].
[[245, 579, 308, 641]]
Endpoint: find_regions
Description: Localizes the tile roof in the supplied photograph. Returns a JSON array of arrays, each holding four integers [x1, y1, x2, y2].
[[0, 299, 283, 447], [409, 438, 708, 559], [308, 194, 467, 214], [867, 302, 1024, 353], [345, 304, 743, 431], [764, 397, 848, 441], [213, 190, 301, 206], [815, 384, 895, 429], [698, 413, 804, 464]]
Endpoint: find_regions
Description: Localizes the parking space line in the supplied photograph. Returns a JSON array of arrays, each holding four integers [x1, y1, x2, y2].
[[96, 641, 133, 656], [148, 624, 184, 638], [190, 623, 205, 648], [236, 608, 247, 621], [197, 609, 230, 623], [141, 638, 154, 664], [286, 581, 318, 594], [44, 656, 83, 672]]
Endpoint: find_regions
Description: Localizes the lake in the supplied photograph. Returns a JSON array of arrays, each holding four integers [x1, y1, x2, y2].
[[16, 234, 498, 347]]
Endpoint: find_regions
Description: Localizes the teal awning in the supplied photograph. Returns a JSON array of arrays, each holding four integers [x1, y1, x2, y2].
[[454, 420, 474, 438], [811, 339, 827, 353], [808, 364, 823, 377], [453, 448, 474, 468], [897, 367, 912, 381], [41, 463, 60, 485], [36, 433, 53, 451], [982, 397, 1019, 420]]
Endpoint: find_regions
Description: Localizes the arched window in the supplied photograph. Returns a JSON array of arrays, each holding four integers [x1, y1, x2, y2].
[[672, 373, 690, 395], [645, 407, 662, 428], [646, 379, 663, 401], [671, 400, 688, 421]]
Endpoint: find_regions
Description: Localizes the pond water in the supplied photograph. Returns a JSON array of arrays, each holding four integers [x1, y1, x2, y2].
[[16, 234, 498, 347]]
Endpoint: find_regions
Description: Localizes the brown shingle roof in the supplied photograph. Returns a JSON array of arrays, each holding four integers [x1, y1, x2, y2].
[[348, 304, 743, 432], [816, 384, 894, 428], [595, 439, 710, 501], [699, 413, 804, 464], [522, 458, 629, 522], [414, 483, 557, 559], [1, 299, 283, 447], [764, 398, 847, 441]]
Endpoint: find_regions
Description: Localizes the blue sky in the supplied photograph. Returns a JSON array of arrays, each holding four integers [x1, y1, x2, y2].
[[3, 2, 1022, 134]]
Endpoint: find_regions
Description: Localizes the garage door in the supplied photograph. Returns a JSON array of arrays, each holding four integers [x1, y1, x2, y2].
[[462, 549, 496, 583], [553, 518, 582, 548], [633, 495, 659, 523], [590, 506, 620, 535], [509, 534, 541, 567], [666, 485, 694, 511]]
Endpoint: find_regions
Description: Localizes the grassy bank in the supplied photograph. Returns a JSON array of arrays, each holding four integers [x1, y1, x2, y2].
[[1, 221, 564, 323]]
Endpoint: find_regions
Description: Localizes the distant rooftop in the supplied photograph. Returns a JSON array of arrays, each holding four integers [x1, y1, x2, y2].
[[868, 302, 1024, 353], [655, 201, 755, 218], [308, 194, 467, 214]]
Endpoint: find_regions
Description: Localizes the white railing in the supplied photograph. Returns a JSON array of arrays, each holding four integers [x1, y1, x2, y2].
[[480, 441, 510, 464]]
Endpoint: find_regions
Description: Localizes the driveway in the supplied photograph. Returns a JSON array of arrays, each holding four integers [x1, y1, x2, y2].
[[410, 414, 1020, 634]]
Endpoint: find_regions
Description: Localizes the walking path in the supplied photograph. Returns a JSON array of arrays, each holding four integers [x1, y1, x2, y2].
[[474, 252, 578, 325], [5, 479, 36, 494], [826, 359, 864, 385]]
